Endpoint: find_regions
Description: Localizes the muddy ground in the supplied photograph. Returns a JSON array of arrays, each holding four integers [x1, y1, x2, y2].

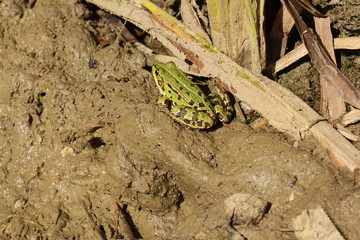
[[0, 0, 359, 239]]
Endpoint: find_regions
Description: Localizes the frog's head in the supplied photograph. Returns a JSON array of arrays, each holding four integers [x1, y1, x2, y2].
[[152, 62, 176, 93], [152, 63, 164, 92]]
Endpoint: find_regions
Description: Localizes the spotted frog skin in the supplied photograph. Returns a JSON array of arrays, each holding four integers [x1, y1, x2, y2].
[[152, 62, 233, 129]]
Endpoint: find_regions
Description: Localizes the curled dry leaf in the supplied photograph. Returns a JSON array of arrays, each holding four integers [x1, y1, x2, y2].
[[341, 109, 360, 126], [180, 0, 211, 42], [336, 124, 360, 142]]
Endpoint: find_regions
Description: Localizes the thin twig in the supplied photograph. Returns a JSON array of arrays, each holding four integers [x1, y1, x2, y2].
[[266, 37, 360, 73]]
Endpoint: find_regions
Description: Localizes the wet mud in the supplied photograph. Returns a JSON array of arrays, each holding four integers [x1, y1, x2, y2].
[[0, 1, 359, 239]]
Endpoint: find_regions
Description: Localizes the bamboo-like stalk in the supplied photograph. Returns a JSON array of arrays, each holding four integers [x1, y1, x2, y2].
[[206, 0, 262, 72]]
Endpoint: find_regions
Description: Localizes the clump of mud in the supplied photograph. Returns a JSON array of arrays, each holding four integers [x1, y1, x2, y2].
[[0, 1, 359, 239]]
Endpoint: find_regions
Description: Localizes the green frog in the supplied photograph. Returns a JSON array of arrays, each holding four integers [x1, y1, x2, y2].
[[152, 62, 233, 129]]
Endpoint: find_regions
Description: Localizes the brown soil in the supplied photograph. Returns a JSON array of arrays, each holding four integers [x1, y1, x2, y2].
[[0, 0, 359, 239]]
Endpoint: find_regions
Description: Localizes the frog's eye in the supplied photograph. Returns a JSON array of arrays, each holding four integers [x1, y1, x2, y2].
[[157, 78, 164, 87]]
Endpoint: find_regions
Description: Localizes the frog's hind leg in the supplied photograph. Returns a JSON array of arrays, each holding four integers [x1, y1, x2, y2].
[[207, 93, 233, 123], [169, 105, 215, 129]]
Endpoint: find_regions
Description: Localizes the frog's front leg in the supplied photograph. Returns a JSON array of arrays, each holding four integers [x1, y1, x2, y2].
[[157, 96, 171, 106], [168, 105, 216, 129]]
